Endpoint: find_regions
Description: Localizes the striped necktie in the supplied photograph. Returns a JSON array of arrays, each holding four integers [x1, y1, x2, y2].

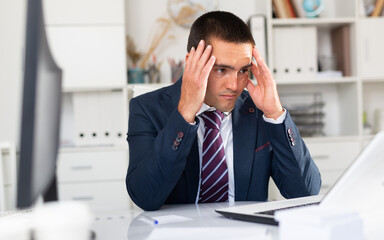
[[199, 110, 229, 203]]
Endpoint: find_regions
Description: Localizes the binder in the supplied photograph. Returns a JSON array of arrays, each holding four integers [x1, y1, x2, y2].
[[273, 0, 289, 18], [73, 92, 101, 146], [273, 26, 317, 82], [87, 93, 101, 146], [273, 27, 289, 80], [98, 92, 114, 145], [291, 0, 306, 18], [248, 15, 268, 63], [73, 91, 126, 146], [73, 93, 88, 146], [108, 92, 125, 145], [370, 0, 384, 17], [284, 0, 297, 18], [301, 27, 317, 79], [331, 25, 351, 76]]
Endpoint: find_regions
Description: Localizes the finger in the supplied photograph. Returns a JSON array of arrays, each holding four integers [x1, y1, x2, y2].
[[184, 47, 195, 72], [253, 47, 273, 78], [246, 79, 256, 92], [250, 59, 264, 88], [250, 59, 260, 77], [191, 40, 206, 66], [200, 55, 216, 80], [197, 44, 213, 70]]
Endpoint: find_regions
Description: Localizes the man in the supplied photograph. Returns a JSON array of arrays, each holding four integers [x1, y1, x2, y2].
[[126, 11, 321, 211]]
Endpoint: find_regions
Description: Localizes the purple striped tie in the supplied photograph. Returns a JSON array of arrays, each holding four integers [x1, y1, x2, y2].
[[199, 110, 228, 203]]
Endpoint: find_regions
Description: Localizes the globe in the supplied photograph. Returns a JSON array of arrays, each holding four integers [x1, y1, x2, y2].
[[302, 0, 325, 18]]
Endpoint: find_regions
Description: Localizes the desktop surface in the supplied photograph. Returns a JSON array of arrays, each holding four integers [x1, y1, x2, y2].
[[91, 201, 384, 240], [91, 202, 278, 240]]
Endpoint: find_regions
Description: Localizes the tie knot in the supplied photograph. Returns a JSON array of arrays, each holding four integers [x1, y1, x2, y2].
[[201, 110, 224, 130]]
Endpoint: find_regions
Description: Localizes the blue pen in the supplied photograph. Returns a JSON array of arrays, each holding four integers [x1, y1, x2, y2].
[[138, 215, 159, 225]]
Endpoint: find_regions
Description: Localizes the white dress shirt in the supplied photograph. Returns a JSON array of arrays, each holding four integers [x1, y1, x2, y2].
[[194, 103, 287, 203]]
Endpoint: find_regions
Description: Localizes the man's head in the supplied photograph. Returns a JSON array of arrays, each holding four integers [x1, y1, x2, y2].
[[187, 11, 255, 52], [186, 11, 255, 112]]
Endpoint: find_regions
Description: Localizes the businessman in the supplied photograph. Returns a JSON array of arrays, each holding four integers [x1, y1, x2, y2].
[[126, 11, 321, 211]]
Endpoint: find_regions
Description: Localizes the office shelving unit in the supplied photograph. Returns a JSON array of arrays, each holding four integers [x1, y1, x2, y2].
[[253, 0, 384, 199], [43, 0, 131, 211]]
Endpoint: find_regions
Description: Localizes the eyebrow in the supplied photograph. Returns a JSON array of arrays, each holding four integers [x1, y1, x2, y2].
[[214, 62, 252, 70]]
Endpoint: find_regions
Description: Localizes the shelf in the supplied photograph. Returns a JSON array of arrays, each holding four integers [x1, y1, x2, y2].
[[126, 83, 170, 88], [63, 86, 125, 93], [276, 76, 358, 85], [59, 145, 128, 153], [359, 16, 384, 20], [272, 17, 356, 28], [303, 135, 361, 143], [361, 77, 384, 83]]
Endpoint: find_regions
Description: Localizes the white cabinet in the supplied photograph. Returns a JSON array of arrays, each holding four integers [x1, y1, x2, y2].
[[42, 0, 130, 212], [46, 26, 126, 89], [306, 140, 361, 195], [269, 139, 361, 200], [59, 181, 129, 212], [57, 148, 130, 212], [58, 150, 127, 182], [43, 0, 126, 91], [359, 18, 384, 79], [43, 0, 125, 25]]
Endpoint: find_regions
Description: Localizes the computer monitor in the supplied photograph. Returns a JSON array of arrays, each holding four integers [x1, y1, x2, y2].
[[17, 0, 62, 209]]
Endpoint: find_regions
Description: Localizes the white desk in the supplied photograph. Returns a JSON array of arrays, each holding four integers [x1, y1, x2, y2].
[[91, 202, 384, 240], [91, 202, 278, 240]]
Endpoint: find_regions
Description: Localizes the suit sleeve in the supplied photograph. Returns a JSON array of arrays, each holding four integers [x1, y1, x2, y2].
[[126, 97, 198, 211], [265, 111, 322, 198]]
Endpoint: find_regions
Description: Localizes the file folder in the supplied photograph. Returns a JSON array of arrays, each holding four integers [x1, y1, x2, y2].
[[273, 26, 317, 82], [248, 15, 268, 63]]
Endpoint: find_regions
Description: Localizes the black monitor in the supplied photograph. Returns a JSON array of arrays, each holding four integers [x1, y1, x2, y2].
[[17, 0, 62, 209]]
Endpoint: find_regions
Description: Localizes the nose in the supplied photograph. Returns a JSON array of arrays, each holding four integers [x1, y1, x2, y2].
[[225, 72, 238, 91]]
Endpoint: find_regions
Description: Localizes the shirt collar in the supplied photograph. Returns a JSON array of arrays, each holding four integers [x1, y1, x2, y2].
[[197, 103, 231, 117]]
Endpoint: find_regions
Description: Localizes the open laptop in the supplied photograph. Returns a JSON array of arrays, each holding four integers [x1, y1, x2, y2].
[[216, 131, 384, 225]]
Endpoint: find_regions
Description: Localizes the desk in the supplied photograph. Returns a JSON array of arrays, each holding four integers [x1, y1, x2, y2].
[[91, 202, 278, 240], [91, 202, 384, 240]]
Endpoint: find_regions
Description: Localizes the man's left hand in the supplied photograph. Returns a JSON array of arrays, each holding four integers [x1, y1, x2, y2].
[[246, 47, 284, 120]]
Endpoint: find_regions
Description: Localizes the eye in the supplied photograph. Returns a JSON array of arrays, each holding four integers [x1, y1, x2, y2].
[[216, 68, 226, 74], [239, 68, 249, 74]]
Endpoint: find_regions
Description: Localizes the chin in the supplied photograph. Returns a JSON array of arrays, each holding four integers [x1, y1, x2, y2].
[[217, 104, 235, 113]]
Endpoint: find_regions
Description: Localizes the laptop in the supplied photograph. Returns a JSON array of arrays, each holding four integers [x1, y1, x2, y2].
[[216, 131, 384, 225]]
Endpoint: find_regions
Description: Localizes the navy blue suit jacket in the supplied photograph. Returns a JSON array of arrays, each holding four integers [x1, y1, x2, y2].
[[126, 79, 321, 210]]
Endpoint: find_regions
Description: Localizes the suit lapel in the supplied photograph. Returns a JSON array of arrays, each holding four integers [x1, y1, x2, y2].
[[161, 79, 181, 115], [232, 92, 258, 201]]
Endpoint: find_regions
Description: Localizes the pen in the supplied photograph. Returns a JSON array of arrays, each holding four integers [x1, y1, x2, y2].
[[138, 215, 159, 225]]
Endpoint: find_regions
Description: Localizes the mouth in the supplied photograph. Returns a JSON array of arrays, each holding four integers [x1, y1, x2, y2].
[[220, 94, 237, 100]]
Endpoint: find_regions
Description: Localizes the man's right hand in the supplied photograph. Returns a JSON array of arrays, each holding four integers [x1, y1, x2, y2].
[[178, 40, 216, 123]]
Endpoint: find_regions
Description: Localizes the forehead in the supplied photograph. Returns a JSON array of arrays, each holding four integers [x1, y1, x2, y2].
[[209, 37, 253, 66]]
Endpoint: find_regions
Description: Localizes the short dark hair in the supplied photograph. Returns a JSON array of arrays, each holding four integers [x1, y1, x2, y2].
[[187, 11, 255, 52]]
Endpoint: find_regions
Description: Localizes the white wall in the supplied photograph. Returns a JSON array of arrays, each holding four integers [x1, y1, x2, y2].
[[0, 0, 26, 148], [125, 0, 259, 83]]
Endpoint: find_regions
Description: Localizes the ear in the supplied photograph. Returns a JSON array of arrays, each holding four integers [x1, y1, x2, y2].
[[185, 52, 190, 63]]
